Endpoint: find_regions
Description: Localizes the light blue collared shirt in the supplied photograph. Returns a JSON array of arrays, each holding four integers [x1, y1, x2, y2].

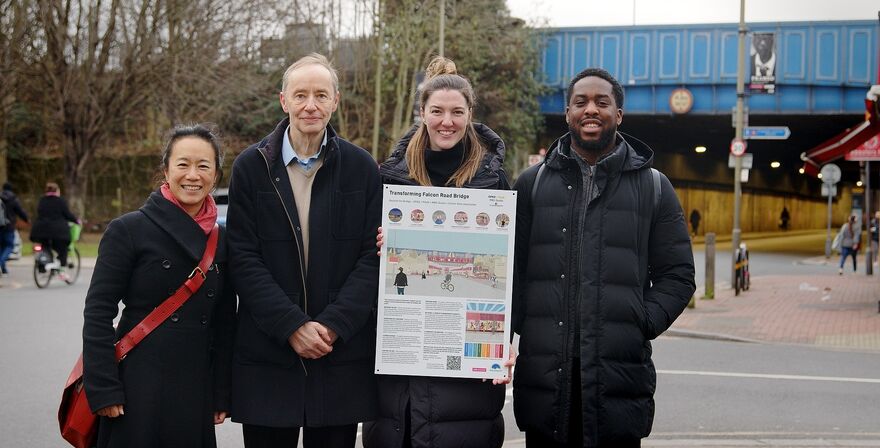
[[281, 125, 327, 171]]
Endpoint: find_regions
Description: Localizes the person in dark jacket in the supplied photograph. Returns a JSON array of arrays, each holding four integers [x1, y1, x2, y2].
[[29, 181, 79, 278], [511, 68, 695, 447], [0, 182, 29, 275], [779, 206, 790, 230], [363, 56, 513, 448], [82, 124, 235, 447], [871, 211, 879, 266], [394, 267, 408, 295], [226, 53, 381, 448], [689, 209, 701, 236]]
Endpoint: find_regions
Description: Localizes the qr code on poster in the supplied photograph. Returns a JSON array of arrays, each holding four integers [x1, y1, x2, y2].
[[446, 355, 461, 371]]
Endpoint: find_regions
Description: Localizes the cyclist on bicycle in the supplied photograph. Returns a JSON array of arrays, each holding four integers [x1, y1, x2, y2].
[[30, 182, 79, 280]]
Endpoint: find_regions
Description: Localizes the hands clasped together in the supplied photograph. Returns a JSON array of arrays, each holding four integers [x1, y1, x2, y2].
[[289, 321, 339, 359]]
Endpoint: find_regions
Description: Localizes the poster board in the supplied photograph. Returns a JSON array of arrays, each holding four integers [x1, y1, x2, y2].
[[375, 185, 516, 380]]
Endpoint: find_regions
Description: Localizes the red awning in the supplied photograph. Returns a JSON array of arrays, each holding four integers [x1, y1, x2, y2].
[[800, 97, 880, 176]]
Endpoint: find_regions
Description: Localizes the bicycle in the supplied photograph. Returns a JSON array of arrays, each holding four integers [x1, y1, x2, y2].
[[33, 223, 81, 288], [440, 278, 455, 292], [734, 242, 750, 296]]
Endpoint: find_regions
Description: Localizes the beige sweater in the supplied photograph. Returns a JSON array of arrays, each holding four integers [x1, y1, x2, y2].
[[286, 157, 324, 270]]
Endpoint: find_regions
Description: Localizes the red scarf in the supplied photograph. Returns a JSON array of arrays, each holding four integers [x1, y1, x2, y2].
[[160, 183, 218, 235]]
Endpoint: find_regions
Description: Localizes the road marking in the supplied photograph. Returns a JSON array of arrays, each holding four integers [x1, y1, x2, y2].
[[650, 431, 880, 437], [644, 439, 880, 447], [658, 369, 880, 384], [501, 438, 880, 447]]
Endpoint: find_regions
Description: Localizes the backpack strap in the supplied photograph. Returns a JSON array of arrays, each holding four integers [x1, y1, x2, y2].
[[531, 162, 546, 204], [532, 158, 661, 218], [651, 168, 661, 216]]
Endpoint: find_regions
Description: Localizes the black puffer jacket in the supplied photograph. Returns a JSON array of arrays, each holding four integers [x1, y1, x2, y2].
[[362, 123, 510, 448], [511, 133, 695, 445]]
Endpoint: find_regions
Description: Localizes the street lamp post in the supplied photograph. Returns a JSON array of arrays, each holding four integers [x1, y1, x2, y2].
[[731, 0, 746, 286], [439, 0, 446, 57]]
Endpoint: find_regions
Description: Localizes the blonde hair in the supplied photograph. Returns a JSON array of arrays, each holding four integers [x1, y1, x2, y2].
[[281, 52, 339, 94], [405, 56, 486, 187]]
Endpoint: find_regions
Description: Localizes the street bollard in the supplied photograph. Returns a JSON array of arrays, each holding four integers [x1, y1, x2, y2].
[[702, 233, 716, 300]]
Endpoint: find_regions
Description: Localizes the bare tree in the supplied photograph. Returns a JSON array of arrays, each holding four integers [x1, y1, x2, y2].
[[0, 0, 34, 184], [26, 0, 163, 216]]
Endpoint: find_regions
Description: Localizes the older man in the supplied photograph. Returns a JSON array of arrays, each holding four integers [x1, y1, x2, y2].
[[512, 67, 695, 447], [227, 53, 380, 448]]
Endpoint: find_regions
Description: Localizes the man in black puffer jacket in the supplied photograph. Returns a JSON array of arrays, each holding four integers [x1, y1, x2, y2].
[[511, 68, 695, 447]]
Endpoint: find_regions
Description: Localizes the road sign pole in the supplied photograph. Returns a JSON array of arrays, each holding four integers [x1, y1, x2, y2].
[[703, 233, 716, 300], [822, 164, 842, 260], [731, 0, 745, 286], [825, 186, 834, 259], [866, 160, 872, 275]]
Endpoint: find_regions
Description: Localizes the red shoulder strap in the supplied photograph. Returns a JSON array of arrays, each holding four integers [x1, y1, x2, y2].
[[114, 224, 220, 361]]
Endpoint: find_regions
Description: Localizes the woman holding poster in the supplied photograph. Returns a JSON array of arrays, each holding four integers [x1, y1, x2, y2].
[[363, 57, 512, 448]]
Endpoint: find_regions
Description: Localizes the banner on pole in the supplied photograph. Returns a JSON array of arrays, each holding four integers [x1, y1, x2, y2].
[[749, 32, 776, 94]]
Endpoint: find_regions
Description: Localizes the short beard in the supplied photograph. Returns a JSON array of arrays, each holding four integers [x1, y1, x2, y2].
[[569, 123, 617, 156]]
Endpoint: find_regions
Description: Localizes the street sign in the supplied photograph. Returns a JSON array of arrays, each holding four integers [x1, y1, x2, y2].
[[728, 153, 753, 169], [740, 168, 749, 183], [743, 126, 791, 140], [730, 138, 747, 156], [844, 135, 880, 161], [820, 163, 841, 184], [821, 184, 837, 197]]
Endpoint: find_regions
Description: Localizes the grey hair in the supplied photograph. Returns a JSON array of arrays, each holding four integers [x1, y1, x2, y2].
[[281, 52, 339, 94]]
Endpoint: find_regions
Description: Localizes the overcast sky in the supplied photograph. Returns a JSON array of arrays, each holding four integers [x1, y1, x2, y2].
[[505, 0, 879, 28]]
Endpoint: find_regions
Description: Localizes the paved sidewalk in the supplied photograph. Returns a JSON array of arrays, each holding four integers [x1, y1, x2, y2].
[[670, 267, 880, 352]]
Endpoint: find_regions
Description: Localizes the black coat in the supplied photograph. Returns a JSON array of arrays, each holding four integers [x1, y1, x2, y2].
[[362, 123, 509, 448], [511, 133, 695, 445], [227, 119, 381, 427], [82, 192, 235, 448], [30, 195, 77, 241]]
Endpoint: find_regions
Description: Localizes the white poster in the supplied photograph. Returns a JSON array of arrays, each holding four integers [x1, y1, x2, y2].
[[375, 185, 517, 380]]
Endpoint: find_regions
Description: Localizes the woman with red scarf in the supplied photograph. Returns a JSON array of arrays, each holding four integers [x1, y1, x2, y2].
[[82, 124, 235, 448]]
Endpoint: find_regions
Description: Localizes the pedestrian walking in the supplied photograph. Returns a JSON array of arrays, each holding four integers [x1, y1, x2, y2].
[[364, 56, 513, 448], [394, 267, 408, 295], [226, 53, 380, 448], [689, 209, 701, 236], [82, 124, 235, 447], [870, 211, 879, 266], [835, 214, 861, 274], [29, 182, 79, 281], [0, 182, 29, 275], [779, 206, 790, 230], [512, 67, 695, 447]]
